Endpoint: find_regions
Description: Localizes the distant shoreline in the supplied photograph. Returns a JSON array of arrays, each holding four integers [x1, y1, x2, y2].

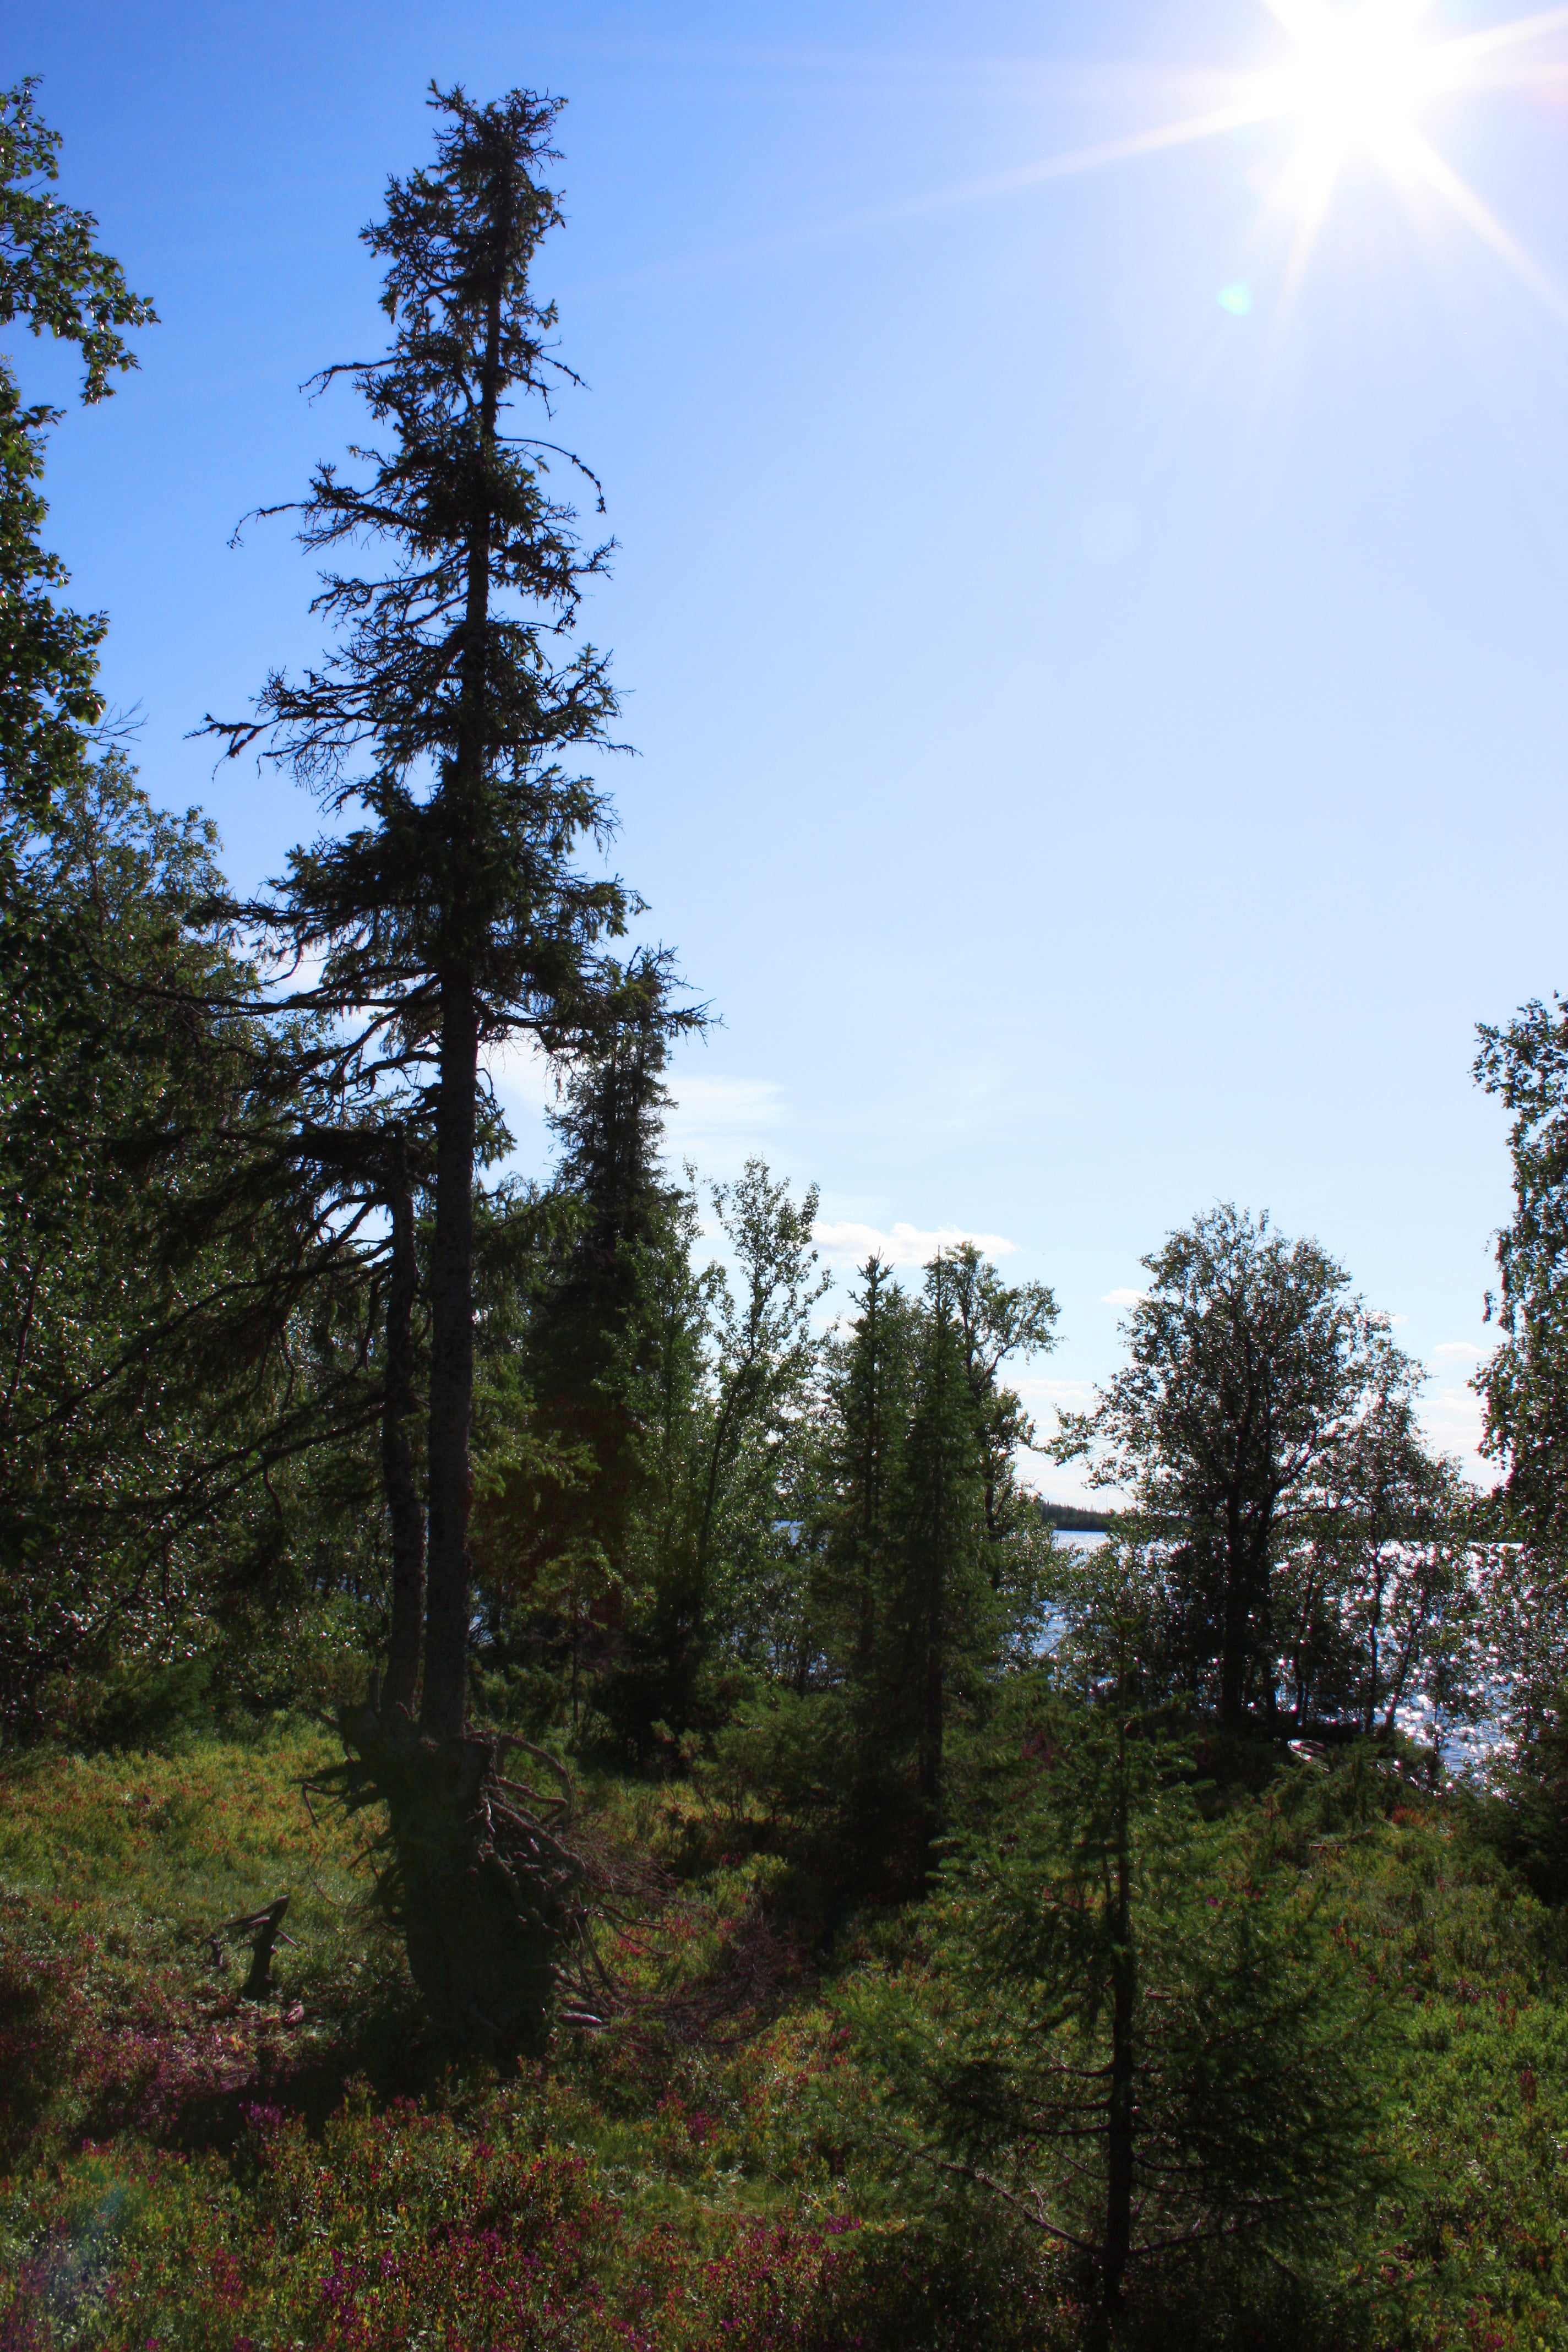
[[1035, 1500, 1116, 1535]]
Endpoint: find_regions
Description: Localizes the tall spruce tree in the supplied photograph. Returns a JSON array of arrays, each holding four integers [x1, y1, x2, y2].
[[206, 87, 662, 2047], [900, 1256, 989, 1854], [523, 961, 684, 1589], [210, 86, 635, 1743], [831, 1255, 916, 1685]]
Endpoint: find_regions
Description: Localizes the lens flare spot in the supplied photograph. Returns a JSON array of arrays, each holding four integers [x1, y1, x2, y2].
[[1217, 281, 1254, 315]]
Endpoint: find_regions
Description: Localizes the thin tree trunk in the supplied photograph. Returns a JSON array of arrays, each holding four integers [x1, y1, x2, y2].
[[919, 1592, 944, 1822], [1102, 1724, 1137, 2312], [421, 973, 480, 1738], [1219, 1490, 1248, 1728], [1364, 1571, 1385, 1736], [852, 1267, 886, 1684], [917, 1464, 946, 1875], [1221, 1516, 1276, 1730], [916, 1283, 955, 1875], [382, 1162, 426, 1716], [854, 1536, 875, 1684]]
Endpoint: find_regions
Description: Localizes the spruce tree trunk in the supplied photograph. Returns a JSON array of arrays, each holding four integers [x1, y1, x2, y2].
[[919, 1600, 944, 1822], [1102, 1740, 1137, 2312], [1219, 1504, 1253, 1728], [914, 1290, 956, 1880], [421, 972, 480, 1738], [417, 166, 509, 1741], [381, 1164, 426, 1716], [413, 174, 512, 1740], [853, 1268, 884, 1683], [1364, 1602, 1382, 1737], [916, 1473, 946, 1880]]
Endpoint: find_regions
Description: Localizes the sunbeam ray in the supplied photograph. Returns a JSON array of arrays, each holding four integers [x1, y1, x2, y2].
[[1407, 129, 1568, 320], [876, 100, 1275, 224], [1446, 3, 1568, 66]]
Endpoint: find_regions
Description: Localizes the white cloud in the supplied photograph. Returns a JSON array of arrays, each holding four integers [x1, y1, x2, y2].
[[1024, 1463, 1116, 1510], [258, 939, 328, 1003], [812, 1219, 1019, 1267], [1102, 1286, 1146, 1307], [476, 1052, 795, 1183], [1420, 1382, 1491, 1485], [482, 1052, 793, 1162], [668, 1072, 786, 1131], [1431, 1340, 1483, 1364], [1014, 1375, 1124, 1506], [1015, 1373, 1094, 1413], [664, 1073, 788, 1178]]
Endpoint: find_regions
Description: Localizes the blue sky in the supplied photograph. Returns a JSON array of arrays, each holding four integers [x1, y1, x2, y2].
[[12, 0, 1568, 1494]]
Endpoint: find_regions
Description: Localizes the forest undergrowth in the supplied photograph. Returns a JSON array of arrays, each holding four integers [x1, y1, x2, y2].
[[3, 1725, 1568, 2352]]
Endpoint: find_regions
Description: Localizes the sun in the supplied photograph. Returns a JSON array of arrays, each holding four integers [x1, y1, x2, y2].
[[1264, 0, 1457, 181], [1240, 0, 1568, 311]]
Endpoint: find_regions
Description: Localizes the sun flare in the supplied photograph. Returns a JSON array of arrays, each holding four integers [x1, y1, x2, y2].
[[951, 1, 1568, 328]]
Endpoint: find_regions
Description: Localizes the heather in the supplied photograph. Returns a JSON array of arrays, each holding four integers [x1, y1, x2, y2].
[[0, 1734, 1065, 2351], [4, 1736, 1568, 2350]]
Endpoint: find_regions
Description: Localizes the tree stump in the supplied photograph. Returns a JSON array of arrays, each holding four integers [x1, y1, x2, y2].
[[220, 1896, 295, 2001]]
